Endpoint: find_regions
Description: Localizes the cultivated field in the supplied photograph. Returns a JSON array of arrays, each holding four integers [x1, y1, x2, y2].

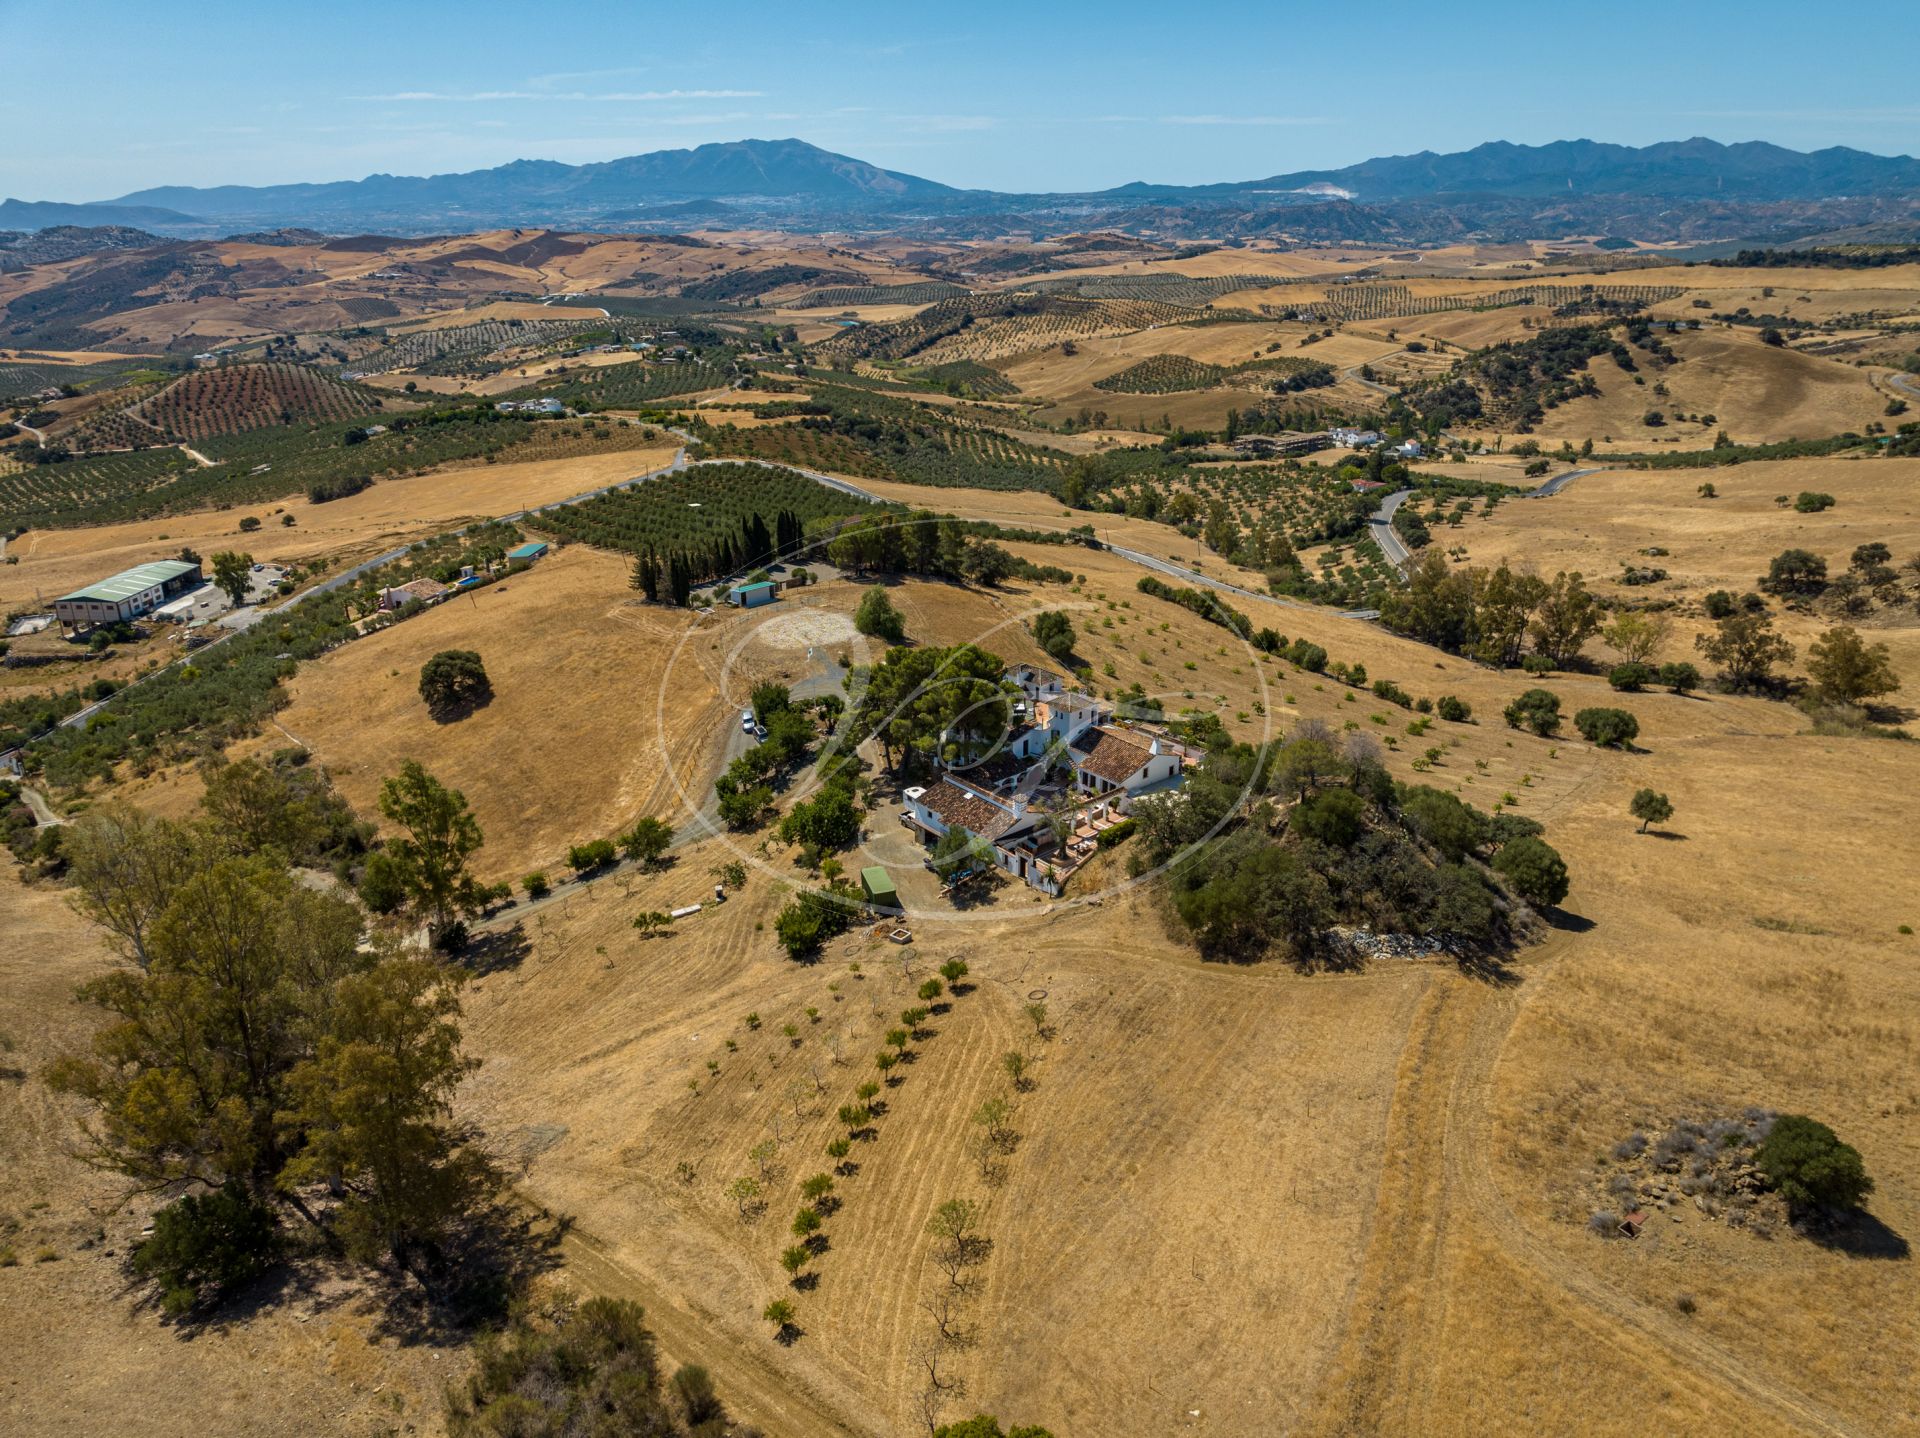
[[0, 441, 677, 623]]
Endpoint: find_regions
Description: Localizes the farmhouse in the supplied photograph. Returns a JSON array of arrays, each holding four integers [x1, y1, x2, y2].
[[378, 577, 450, 611], [899, 663, 1187, 895], [1329, 426, 1382, 449], [52, 559, 203, 632]]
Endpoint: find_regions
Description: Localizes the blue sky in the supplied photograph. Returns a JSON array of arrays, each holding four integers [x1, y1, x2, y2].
[[8, 0, 1920, 201]]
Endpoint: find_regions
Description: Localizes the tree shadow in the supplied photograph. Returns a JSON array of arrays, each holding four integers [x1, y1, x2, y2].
[[1544, 907, 1597, 934], [426, 691, 494, 725], [368, 1202, 567, 1345], [462, 922, 533, 976], [1800, 1209, 1910, 1260], [1645, 829, 1689, 842]]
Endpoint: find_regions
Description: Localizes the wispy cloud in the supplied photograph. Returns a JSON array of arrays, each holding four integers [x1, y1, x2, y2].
[[352, 88, 763, 103], [1160, 114, 1331, 127]]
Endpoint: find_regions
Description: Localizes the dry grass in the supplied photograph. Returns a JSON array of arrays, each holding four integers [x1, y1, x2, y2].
[[1523, 328, 1889, 447], [1442, 454, 1920, 689], [12, 453, 1920, 1434]]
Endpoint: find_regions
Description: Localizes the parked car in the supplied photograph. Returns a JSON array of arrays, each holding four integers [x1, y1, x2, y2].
[[740, 708, 756, 732]]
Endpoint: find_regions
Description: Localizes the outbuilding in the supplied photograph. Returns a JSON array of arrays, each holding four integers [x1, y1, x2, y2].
[[729, 580, 778, 609], [860, 866, 899, 912], [506, 541, 550, 563]]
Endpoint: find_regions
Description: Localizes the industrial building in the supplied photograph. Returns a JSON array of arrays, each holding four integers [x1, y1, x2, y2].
[[52, 560, 204, 632]]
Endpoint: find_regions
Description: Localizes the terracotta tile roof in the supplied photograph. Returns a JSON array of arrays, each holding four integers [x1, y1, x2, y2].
[[1072, 726, 1155, 784], [393, 578, 449, 602], [919, 778, 1019, 841]]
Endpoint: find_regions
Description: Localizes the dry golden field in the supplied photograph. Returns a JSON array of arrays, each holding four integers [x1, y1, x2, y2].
[[436, 529, 1920, 1436], [1440, 454, 1920, 690], [1522, 328, 1890, 447], [13, 232, 1920, 1437], [12, 501, 1920, 1435]]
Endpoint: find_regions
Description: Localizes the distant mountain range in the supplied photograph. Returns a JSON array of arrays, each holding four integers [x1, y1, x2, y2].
[[10, 137, 1920, 244], [0, 197, 203, 231]]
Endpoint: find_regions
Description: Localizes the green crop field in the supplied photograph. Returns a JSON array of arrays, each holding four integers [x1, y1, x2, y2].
[[792, 281, 970, 308], [136, 362, 386, 441], [0, 447, 200, 530], [521, 358, 730, 409], [528, 460, 875, 573], [696, 382, 1069, 493], [1095, 353, 1337, 395]]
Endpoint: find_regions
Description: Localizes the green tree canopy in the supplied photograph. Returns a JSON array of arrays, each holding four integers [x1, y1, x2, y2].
[[1492, 835, 1570, 909], [1030, 610, 1077, 662], [1757, 1114, 1873, 1214], [377, 760, 486, 947], [854, 584, 906, 642], [418, 649, 492, 719], [1629, 788, 1673, 833], [1806, 626, 1900, 706]]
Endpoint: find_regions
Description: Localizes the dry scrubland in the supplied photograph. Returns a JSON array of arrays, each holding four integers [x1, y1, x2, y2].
[[1522, 328, 1889, 446], [13, 239, 1920, 1435], [11, 487, 1920, 1433], [1447, 455, 1920, 689], [432, 530, 1920, 1435]]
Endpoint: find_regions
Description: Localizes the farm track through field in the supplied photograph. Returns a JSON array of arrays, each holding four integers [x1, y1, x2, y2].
[[1441, 981, 1868, 1438], [1320, 947, 1869, 1437]]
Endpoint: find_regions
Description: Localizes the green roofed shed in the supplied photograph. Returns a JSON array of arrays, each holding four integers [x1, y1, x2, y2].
[[860, 866, 898, 909], [506, 541, 549, 562]]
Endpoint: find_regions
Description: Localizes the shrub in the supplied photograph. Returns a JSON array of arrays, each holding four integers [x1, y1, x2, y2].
[[1607, 663, 1656, 692], [523, 870, 550, 898], [1520, 654, 1555, 675], [1493, 835, 1570, 908], [1435, 695, 1471, 722], [133, 1183, 278, 1316], [1503, 688, 1562, 735], [567, 838, 617, 872], [1574, 707, 1640, 748], [1657, 661, 1699, 693], [1293, 787, 1365, 847], [357, 850, 407, 914], [418, 649, 491, 717], [1093, 817, 1136, 849], [1030, 610, 1076, 662], [854, 585, 905, 642], [1704, 590, 1736, 619], [1793, 491, 1836, 513], [1756, 1114, 1872, 1214], [775, 886, 855, 959], [1287, 640, 1328, 673]]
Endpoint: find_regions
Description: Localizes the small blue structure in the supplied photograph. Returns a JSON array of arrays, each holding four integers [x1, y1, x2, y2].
[[506, 541, 549, 563], [730, 580, 778, 609]]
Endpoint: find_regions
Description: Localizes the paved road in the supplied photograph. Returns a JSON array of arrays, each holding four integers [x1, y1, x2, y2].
[[1526, 466, 1603, 498], [1890, 372, 1920, 400], [1368, 487, 1415, 567]]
